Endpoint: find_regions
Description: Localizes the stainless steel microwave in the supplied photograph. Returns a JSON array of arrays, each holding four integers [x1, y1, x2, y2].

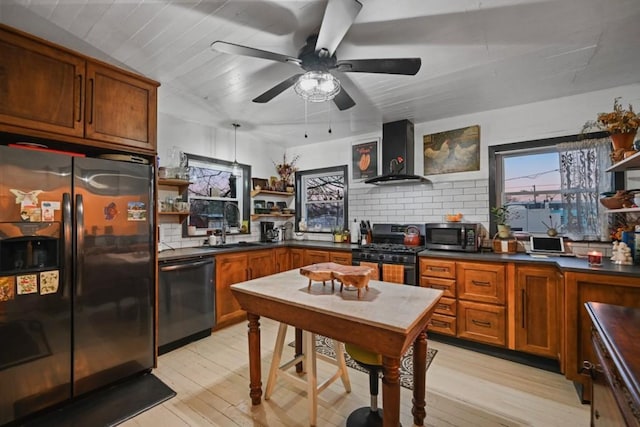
[[424, 223, 482, 252]]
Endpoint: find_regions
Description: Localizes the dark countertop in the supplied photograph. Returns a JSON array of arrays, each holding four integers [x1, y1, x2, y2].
[[157, 240, 640, 277], [157, 240, 357, 262], [417, 249, 640, 277]]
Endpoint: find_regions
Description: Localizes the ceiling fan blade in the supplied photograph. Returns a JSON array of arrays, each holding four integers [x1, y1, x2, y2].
[[211, 41, 301, 65], [336, 58, 422, 75], [333, 87, 356, 111], [252, 74, 304, 103], [315, 0, 362, 56]]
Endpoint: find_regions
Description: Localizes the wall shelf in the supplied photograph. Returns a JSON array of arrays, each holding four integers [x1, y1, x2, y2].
[[606, 207, 640, 214], [159, 178, 191, 194], [250, 189, 293, 198], [606, 150, 640, 172], [250, 213, 295, 220]]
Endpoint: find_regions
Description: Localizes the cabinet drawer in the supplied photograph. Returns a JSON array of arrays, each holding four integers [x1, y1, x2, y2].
[[428, 313, 456, 336], [420, 277, 456, 298], [434, 296, 457, 316], [457, 300, 506, 347], [420, 259, 456, 279], [457, 262, 506, 304]]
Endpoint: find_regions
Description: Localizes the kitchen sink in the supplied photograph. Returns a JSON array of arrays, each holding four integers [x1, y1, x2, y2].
[[198, 241, 266, 249]]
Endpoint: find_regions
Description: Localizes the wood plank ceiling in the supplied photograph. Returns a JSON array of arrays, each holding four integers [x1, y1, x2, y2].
[[1, 0, 640, 147]]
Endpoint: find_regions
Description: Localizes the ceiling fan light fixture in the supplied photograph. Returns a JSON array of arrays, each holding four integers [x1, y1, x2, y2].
[[294, 71, 340, 102]]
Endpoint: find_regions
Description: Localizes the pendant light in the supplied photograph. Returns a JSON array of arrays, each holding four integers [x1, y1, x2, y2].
[[231, 122, 241, 177]]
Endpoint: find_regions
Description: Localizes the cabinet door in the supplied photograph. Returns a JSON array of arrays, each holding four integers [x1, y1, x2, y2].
[[85, 61, 157, 151], [248, 250, 275, 279], [514, 266, 559, 358], [0, 26, 85, 137], [215, 253, 248, 328], [291, 248, 305, 269], [457, 261, 506, 305], [329, 251, 352, 265], [304, 249, 330, 265], [275, 248, 290, 272]]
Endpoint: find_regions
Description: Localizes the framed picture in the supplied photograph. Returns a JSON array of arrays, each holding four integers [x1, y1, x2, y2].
[[423, 125, 480, 175], [352, 138, 379, 181], [252, 178, 268, 191]]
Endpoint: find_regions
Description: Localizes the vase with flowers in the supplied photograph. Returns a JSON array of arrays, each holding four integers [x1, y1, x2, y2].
[[274, 154, 299, 190], [582, 97, 640, 152]]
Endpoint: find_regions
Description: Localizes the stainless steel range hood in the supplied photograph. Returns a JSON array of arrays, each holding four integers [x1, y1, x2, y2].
[[364, 119, 430, 185]]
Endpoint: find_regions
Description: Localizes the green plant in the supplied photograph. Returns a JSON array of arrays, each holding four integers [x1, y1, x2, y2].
[[491, 205, 515, 226], [582, 97, 640, 134]]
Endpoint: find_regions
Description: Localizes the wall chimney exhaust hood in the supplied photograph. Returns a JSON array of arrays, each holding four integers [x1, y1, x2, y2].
[[364, 119, 430, 185]]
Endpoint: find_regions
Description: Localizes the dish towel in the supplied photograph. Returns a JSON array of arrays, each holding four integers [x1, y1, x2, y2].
[[382, 264, 404, 284], [359, 262, 380, 280]]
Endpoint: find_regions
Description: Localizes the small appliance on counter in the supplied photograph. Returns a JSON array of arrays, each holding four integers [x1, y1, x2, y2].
[[424, 222, 484, 252], [260, 221, 277, 242]]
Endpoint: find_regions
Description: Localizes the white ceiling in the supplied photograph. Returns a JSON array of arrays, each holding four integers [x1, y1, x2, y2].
[[2, 0, 640, 148]]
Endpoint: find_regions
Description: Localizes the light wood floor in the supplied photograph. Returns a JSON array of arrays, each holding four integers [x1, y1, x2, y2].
[[122, 318, 589, 427]]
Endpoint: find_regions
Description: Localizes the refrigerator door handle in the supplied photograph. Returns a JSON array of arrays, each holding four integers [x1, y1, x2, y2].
[[75, 194, 84, 296], [63, 193, 73, 298]]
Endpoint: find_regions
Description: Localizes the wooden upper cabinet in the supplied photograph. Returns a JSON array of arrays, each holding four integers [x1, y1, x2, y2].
[[0, 24, 158, 153], [0, 26, 85, 137], [85, 61, 157, 151]]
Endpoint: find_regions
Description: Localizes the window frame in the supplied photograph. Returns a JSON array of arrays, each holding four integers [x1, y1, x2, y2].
[[488, 131, 619, 238], [181, 153, 251, 237], [294, 165, 349, 233]]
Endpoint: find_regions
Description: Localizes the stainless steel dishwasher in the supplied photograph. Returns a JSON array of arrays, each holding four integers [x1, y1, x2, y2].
[[158, 256, 215, 354]]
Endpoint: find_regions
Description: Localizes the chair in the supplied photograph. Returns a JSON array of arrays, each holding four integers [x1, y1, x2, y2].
[[265, 323, 351, 426], [344, 343, 384, 427]]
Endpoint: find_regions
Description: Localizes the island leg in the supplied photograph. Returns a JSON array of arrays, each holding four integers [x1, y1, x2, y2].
[[382, 356, 401, 427], [247, 313, 262, 405], [411, 329, 428, 425]]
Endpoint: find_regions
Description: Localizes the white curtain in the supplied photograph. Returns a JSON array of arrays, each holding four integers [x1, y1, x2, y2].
[[557, 137, 612, 240]]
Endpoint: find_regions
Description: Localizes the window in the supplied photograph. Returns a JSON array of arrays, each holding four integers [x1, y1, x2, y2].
[[182, 153, 251, 237], [295, 166, 348, 233], [490, 132, 615, 240]]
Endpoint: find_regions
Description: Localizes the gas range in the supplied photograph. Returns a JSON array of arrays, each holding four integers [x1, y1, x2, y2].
[[351, 223, 426, 264]]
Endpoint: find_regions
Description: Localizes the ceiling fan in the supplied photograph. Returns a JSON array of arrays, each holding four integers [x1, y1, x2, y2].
[[210, 0, 421, 111]]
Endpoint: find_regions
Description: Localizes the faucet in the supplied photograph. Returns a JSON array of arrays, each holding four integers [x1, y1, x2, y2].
[[221, 202, 241, 245]]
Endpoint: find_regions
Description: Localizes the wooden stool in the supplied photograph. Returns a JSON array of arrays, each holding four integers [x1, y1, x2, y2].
[[265, 323, 351, 426]]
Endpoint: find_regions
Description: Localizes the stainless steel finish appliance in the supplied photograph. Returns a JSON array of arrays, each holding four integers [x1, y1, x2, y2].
[[0, 145, 154, 425], [424, 222, 482, 252], [158, 256, 215, 354], [260, 221, 276, 242], [351, 223, 426, 286]]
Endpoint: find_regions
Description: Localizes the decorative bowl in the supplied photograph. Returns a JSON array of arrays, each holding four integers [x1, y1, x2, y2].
[[599, 196, 624, 209]]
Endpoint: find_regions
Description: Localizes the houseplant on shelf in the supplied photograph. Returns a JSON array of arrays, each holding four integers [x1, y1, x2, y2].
[[582, 97, 640, 151]]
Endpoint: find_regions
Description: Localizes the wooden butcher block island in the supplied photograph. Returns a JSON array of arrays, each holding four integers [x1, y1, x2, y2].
[[300, 262, 373, 298]]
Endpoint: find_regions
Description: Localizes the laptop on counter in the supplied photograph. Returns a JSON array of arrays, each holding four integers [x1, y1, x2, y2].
[[527, 236, 575, 257]]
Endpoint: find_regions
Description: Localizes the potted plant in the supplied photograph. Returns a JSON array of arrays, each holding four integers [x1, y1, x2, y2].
[[333, 227, 344, 243], [582, 97, 640, 151], [491, 205, 515, 238]]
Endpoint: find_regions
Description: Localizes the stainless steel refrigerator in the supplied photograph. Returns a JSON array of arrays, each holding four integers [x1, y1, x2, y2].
[[0, 145, 154, 425]]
